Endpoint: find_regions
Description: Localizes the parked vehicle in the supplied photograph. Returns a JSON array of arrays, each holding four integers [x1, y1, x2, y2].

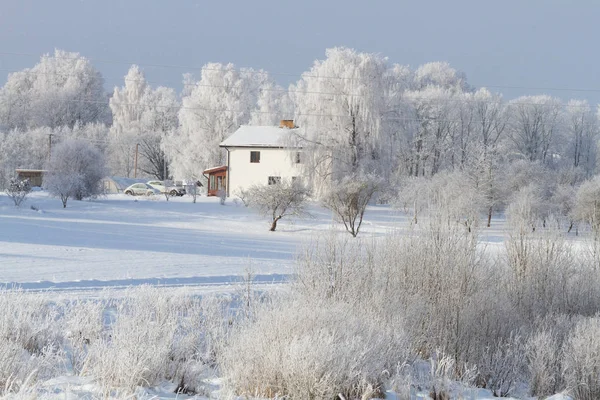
[[147, 180, 186, 196], [124, 183, 160, 196]]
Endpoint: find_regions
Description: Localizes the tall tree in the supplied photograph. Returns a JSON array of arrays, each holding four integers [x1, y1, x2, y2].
[[0, 49, 108, 130], [404, 86, 456, 176], [109, 65, 179, 178], [564, 99, 597, 176], [290, 48, 389, 193], [168, 63, 266, 180], [506, 95, 562, 164]]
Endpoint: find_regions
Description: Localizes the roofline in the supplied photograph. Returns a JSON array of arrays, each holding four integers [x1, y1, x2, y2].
[[203, 165, 228, 174]]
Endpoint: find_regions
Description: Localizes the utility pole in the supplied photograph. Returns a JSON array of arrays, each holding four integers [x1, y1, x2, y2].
[[48, 134, 53, 161], [134, 143, 139, 178]]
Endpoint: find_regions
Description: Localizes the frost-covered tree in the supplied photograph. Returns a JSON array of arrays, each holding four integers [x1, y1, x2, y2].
[[44, 139, 106, 207], [573, 176, 600, 234], [564, 99, 597, 176], [290, 48, 390, 191], [322, 174, 380, 237], [0, 49, 109, 130], [5, 178, 31, 207], [169, 63, 267, 180], [249, 80, 294, 126], [404, 86, 457, 176], [246, 179, 310, 231], [414, 61, 470, 92], [468, 88, 507, 226], [109, 65, 178, 178], [506, 95, 562, 164], [0, 128, 48, 188]]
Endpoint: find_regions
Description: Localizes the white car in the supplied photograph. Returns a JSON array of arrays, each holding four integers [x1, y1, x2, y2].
[[147, 180, 186, 196], [124, 183, 160, 196]]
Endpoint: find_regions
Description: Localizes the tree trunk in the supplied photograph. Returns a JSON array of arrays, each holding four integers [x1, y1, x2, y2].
[[487, 206, 492, 228], [270, 216, 282, 231]]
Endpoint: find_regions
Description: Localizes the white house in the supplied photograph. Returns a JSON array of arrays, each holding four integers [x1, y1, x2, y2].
[[215, 120, 304, 197]]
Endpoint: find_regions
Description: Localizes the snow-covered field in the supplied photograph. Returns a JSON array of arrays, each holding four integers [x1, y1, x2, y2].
[[0, 193, 578, 400], [0, 191, 512, 292]]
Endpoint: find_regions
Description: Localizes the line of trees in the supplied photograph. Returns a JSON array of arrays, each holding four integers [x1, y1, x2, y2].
[[0, 48, 599, 214]]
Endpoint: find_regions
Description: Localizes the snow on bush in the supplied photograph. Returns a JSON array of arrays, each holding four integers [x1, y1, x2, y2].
[[321, 173, 380, 237], [246, 179, 310, 231], [562, 316, 600, 400], [5, 177, 31, 207], [0, 289, 63, 395], [220, 297, 405, 399], [43, 139, 106, 208], [0, 287, 234, 397]]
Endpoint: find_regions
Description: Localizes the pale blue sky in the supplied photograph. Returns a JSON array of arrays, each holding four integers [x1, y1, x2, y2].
[[0, 0, 598, 103]]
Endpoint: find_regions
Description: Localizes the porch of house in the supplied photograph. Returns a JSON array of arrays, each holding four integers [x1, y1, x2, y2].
[[203, 166, 227, 196]]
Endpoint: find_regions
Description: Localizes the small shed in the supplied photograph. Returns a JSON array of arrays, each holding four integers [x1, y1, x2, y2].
[[101, 177, 146, 194], [203, 166, 227, 196], [16, 169, 46, 187]]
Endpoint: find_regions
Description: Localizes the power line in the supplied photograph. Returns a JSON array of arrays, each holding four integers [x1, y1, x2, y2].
[[1, 67, 599, 111], [4, 50, 600, 95], [9, 96, 597, 128], [0, 51, 358, 82], [0, 68, 367, 98]]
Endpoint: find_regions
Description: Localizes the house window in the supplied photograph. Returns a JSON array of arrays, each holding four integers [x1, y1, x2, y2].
[[250, 151, 260, 163], [294, 152, 302, 164], [268, 176, 281, 185]]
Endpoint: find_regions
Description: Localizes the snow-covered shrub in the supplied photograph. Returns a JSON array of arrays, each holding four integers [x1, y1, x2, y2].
[[321, 173, 380, 237], [0, 290, 62, 357], [562, 316, 600, 400], [5, 178, 31, 207], [573, 176, 600, 234], [475, 334, 526, 397], [84, 287, 205, 396], [234, 188, 250, 207], [220, 297, 405, 400], [44, 139, 106, 208], [246, 179, 310, 231], [0, 341, 61, 395], [217, 189, 226, 205], [0, 290, 64, 395], [395, 171, 485, 232], [504, 214, 575, 320], [63, 299, 105, 374], [526, 329, 563, 397]]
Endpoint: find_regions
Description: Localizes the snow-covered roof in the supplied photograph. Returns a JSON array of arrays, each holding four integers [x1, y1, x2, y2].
[[220, 125, 301, 148]]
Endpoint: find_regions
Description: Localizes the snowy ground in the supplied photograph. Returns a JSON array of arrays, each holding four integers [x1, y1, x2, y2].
[[0, 192, 573, 399], [0, 191, 419, 293]]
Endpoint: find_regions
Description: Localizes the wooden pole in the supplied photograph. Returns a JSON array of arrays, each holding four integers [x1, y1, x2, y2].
[[48, 134, 53, 161], [134, 143, 139, 178]]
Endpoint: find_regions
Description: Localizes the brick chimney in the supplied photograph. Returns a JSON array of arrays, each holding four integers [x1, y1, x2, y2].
[[279, 119, 295, 129]]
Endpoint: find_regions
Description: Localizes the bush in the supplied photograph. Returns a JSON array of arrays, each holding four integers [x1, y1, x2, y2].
[[5, 178, 31, 207], [562, 316, 600, 400], [0, 289, 63, 395], [246, 179, 310, 231], [527, 329, 562, 397], [219, 297, 405, 400], [0, 287, 234, 397], [44, 139, 106, 208], [322, 174, 379, 237]]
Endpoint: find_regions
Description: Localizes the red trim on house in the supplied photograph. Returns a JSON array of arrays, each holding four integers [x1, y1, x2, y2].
[[203, 166, 228, 196]]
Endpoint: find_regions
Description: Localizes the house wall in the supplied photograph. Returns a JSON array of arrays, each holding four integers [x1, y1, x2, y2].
[[228, 147, 303, 195]]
